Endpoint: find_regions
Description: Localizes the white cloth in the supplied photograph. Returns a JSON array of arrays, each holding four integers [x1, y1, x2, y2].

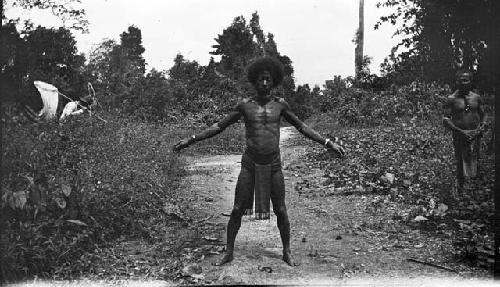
[[60, 101, 84, 121], [33, 81, 59, 120]]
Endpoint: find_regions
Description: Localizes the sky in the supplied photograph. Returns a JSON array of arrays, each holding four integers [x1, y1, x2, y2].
[[4, 0, 401, 87]]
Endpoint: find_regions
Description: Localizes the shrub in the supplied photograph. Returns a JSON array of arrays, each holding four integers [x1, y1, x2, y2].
[[316, 84, 452, 127], [1, 114, 186, 281]]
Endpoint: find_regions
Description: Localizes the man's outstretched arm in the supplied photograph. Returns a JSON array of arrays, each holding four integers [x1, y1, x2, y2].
[[173, 109, 242, 151], [282, 102, 345, 156]]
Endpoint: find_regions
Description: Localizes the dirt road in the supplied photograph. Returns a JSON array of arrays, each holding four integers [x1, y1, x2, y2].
[[180, 127, 491, 285]]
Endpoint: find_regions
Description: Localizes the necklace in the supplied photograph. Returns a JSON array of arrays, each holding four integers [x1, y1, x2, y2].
[[463, 96, 470, 113]]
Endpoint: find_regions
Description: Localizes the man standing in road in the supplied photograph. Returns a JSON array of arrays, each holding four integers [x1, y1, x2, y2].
[[174, 57, 345, 266], [443, 70, 487, 189]]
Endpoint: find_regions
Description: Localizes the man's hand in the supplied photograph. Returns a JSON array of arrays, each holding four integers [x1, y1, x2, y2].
[[326, 138, 346, 157], [476, 122, 487, 136], [461, 130, 476, 142], [173, 138, 191, 151]]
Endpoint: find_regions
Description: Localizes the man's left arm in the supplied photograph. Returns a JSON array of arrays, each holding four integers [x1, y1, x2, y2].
[[281, 100, 345, 156]]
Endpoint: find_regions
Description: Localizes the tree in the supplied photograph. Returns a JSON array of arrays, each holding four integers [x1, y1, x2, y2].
[[1, 0, 89, 113], [376, 0, 500, 90], [0, 21, 25, 102], [3, 0, 89, 32], [0, 23, 86, 118], [85, 39, 118, 90], [355, 0, 364, 80], [24, 26, 85, 91], [210, 15, 255, 80], [119, 25, 146, 74], [4, 25, 85, 100], [249, 11, 265, 56], [131, 68, 173, 121], [106, 26, 147, 105], [83, 26, 148, 110], [169, 53, 201, 82]]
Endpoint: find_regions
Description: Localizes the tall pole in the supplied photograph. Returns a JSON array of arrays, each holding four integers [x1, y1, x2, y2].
[[355, 0, 364, 80]]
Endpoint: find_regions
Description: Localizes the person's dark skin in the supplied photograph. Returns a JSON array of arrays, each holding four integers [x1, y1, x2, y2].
[[174, 70, 345, 266], [443, 72, 486, 185]]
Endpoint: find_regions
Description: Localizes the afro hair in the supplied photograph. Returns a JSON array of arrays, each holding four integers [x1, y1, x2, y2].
[[247, 56, 284, 87]]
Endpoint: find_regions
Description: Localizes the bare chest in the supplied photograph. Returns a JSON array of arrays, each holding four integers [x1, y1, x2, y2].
[[242, 101, 283, 124], [451, 95, 479, 113]]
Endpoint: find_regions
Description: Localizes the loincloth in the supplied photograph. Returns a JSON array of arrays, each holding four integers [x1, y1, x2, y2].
[[452, 131, 480, 178], [236, 148, 281, 220]]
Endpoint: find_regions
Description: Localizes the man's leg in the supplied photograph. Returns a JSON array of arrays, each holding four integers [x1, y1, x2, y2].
[[453, 137, 465, 189], [271, 169, 297, 266], [213, 165, 254, 266], [472, 136, 481, 180], [213, 205, 244, 266]]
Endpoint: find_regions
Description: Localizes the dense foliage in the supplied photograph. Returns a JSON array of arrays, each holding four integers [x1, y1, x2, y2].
[[375, 0, 500, 91], [1, 115, 187, 280], [1, 23, 87, 109], [5, 0, 89, 31]]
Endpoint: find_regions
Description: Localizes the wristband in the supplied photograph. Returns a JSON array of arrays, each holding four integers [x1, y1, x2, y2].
[[191, 135, 196, 143]]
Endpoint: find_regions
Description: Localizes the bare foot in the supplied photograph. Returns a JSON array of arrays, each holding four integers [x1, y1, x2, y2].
[[282, 250, 299, 266], [212, 252, 234, 266]]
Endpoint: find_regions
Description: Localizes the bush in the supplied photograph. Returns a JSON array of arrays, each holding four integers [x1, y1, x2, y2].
[[1, 114, 186, 281], [316, 84, 452, 127]]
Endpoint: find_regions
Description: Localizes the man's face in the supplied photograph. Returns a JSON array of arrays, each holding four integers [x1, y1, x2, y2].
[[255, 70, 273, 98], [456, 73, 472, 92]]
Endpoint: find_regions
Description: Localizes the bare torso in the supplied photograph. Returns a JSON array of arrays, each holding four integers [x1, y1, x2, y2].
[[447, 91, 482, 130], [239, 97, 285, 154]]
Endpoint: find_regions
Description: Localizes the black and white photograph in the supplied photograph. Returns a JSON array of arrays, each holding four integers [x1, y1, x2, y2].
[[1, 0, 498, 285]]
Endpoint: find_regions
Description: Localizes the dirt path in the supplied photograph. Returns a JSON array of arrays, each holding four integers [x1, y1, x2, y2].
[[181, 127, 490, 285]]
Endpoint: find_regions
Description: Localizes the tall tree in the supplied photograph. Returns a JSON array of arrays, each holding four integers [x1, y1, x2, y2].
[[249, 11, 265, 56], [355, 0, 364, 80], [107, 26, 147, 99], [119, 25, 146, 74], [210, 15, 255, 80]]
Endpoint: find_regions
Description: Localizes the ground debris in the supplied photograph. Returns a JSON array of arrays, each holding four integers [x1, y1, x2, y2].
[[407, 258, 459, 274], [162, 201, 188, 221]]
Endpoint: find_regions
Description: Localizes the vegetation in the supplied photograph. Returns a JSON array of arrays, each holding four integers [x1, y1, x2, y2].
[[1, 115, 186, 279], [0, 1, 497, 282], [375, 0, 500, 91]]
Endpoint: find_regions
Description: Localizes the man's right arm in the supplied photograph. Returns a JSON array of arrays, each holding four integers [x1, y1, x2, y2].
[[442, 97, 463, 133], [191, 110, 242, 142], [173, 103, 242, 151]]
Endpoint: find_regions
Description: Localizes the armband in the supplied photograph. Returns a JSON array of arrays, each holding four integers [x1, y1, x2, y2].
[[324, 138, 331, 147]]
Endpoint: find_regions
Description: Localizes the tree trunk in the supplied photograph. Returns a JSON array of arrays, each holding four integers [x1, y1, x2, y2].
[[355, 0, 364, 80]]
